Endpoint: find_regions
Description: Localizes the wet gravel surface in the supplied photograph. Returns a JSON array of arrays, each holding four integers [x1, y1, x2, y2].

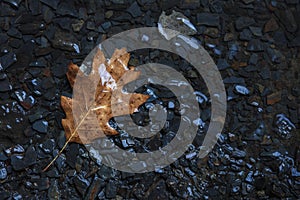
[[0, 0, 300, 199]]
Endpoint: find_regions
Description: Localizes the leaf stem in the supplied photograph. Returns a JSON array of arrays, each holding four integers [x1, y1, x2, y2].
[[42, 106, 93, 172]]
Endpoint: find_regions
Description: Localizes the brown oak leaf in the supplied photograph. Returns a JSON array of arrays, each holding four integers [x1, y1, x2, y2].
[[62, 48, 149, 144], [43, 48, 149, 172]]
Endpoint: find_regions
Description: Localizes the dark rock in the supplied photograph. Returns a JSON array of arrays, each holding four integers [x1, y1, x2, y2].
[[0, 73, 7, 80], [11, 155, 26, 171], [0, 52, 17, 70], [3, 0, 22, 8], [105, 180, 117, 199], [14, 90, 36, 110], [0, 77, 12, 92], [86, 21, 96, 30], [159, 0, 181, 10], [181, 0, 201, 9], [23, 146, 37, 166], [8, 38, 22, 49], [166, 176, 188, 198], [223, 76, 245, 84], [267, 48, 283, 63], [209, 0, 223, 13], [53, 17, 73, 31], [54, 151, 66, 172], [74, 174, 90, 196], [235, 17, 255, 30], [18, 22, 45, 35], [224, 33, 235, 41], [239, 29, 252, 41], [249, 26, 262, 37], [242, 0, 255, 4], [28, 110, 46, 123], [275, 9, 297, 33], [46, 168, 60, 178], [72, 19, 85, 32], [197, 13, 220, 27], [57, 131, 66, 149], [145, 179, 168, 199], [51, 31, 80, 53], [217, 59, 229, 70], [7, 27, 22, 39], [56, 1, 78, 17], [0, 33, 9, 44], [48, 180, 60, 199], [84, 177, 105, 200], [105, 11, 114, 19], [127, 2, 142, 17], [40, 0, 59, 9], [100, 21, 112, 31], [42, 6, 55, 24], [259, 67, 271, 80], [273, 31, 288, 46], [291, 86, 300, 97], [247, 39, 264, 52], [11, 146, 37, 171], [0, 153, 8, 161], [28, 0, 41, 15], [289, 34, 300, 47], [66, 144, 79, 168], [264, 18, 279, 33], [249, 53, 258, 65], [0, 191, 10, 199], [43, 87, 57, 100], [204, 27, 219, 38], [32, 119, 48, 133], [13, 40, 35, 69], [31, 178, 50, 191], [232, 149, 246, 158], [285, 0, 299, 4], [39, 139, 55, 154]]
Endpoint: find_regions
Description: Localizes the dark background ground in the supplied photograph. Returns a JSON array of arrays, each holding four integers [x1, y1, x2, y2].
[[0, 0, 300, 199]]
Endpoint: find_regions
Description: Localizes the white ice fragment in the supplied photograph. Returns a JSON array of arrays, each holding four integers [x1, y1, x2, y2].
[[194, 91, 209, 103], [31, 79, 38, 86], [193, 118, 205, 128], [177, 17, 197, 32], [42, 121, 48, 126], [29, 96, 35, 105], [141, 34, 149, 42], [250, 102, 259, 107], [276, 114, 296, 129], [207, 43, 216, 48], [89, 147, 102, 166], [158, 22, 175, 40], [98, 63, 116, 89], [177, 35, 199, 49], [13, 144, 24, 153], [272, 151, 281, 157], [235, 85, 250, 95], [72, 43, 80, 53]]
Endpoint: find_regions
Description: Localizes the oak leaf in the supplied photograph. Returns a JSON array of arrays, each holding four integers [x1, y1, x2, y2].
[[62, 48, 150, 144], [42, 48, 149, 171]]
